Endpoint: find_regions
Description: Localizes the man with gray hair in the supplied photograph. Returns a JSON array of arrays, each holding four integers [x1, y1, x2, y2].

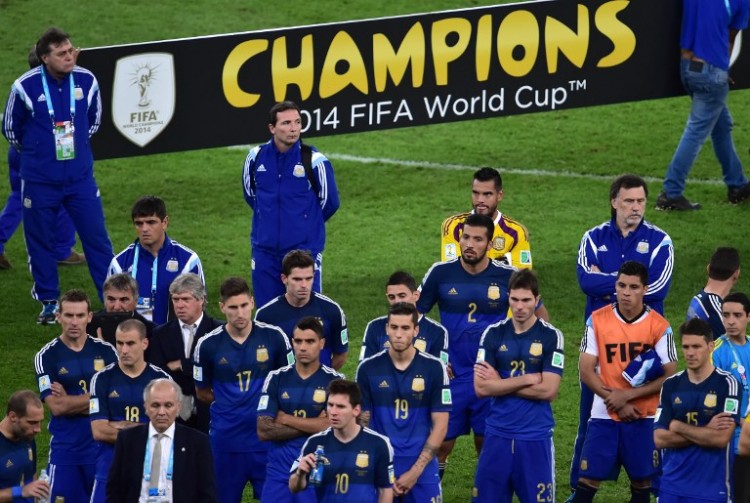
[[107, 378, 217, 502], [87, 273, 155, 346], [150, 273, 222, 432]]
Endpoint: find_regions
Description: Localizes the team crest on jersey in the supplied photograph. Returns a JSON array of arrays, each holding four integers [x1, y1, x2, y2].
[[74, 86, 84, 100], [492, 237, 505, 250], [412, 378, 425, 393], [94, 359, 105, 371], [257, 347, 269, 362], [636, 241, 649, 254], [414, 339, 426, 352], [725, 398, 739, 414], [487, 285, 500, 300], [313, 389, 326, 403], [704, 394, 717, 408], [166, 259, 178, 272], [580, 459, 588, 471], [472, 487, 478, 498], [293, 165, 305, 177], [356, 452, 369, 468], [529, 343, 543, 357]]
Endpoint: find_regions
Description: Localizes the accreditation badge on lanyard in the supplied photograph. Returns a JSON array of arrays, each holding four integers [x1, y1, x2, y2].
[[54, 121, 76, 160]]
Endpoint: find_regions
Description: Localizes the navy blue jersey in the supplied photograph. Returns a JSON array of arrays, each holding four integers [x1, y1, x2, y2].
[[0, 433, 35, 502], [478, 319, 564, 439], [89, 363, 170, 479], [356, 351, 451, 458], [687, 290, 725, 340], [258, 364, 344, 482], [360, 315, 449, 365], [194, 323, 293, 451], [108, 235, 204, 325], [655, 368, 740, 500], [298, 427, 394, 503], [417, 258, 515, 381], [34, 336, 118, 464], [255, 293, 348, 367]]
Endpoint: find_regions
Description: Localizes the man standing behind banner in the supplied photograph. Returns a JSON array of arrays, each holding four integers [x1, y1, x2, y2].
[[242, 101, 340, 308], [2, 27, 114, 324]]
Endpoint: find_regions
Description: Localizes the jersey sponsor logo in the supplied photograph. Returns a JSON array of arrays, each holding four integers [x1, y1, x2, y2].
[[604, 342, 652, 364], [166, 259, 179, 272], [378, 380, 389, 388], [313, 389, 326, 403], [725, 398, 739, 414], [445, 243, 457, 260], [58, 367, 69, 375], [529, 342, 543, 357], [109, 390, 120, 398], [442, 389, 452, 405], [218, 357, 229, 365], [673, 396, 681, 405], [258, 395, 269, 411], [37, 94, 46, 102], [38, 375, 51, 392], [520, 250, 532, 265], [94, 359, 105, 371], [412, 377, 425, 392], [112, 52, 176, 148], [552, 351, 564, 369], [476, 349, 486, 363], [281, 392, 290, 400], [90, 398, 100, 414], [448, 288, 458, 296], [414, 339, 427, 352], [5, 459, 13, 468], [492, 237, 505, 251], [355, 452, 369, 468], [257, 348, 269, 362], [487, 285, 500, 300], [193, 365, 203, 381], [293, 164, 306, 177], [704, 394, 717, 408], [257, 165, 267, 172], [341, 328, 349, 345], [499, 344, 508, 352], [597, 245, 608, 252], [384, 341, 391, 348]]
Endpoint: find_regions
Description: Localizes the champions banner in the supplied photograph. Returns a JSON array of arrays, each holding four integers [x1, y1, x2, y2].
[[80, 0, 750, 159]]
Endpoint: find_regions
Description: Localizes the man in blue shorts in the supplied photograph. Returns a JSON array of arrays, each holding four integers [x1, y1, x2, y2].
[[687, 247, 741, 339], [655, 318, 739, 503], [417, 213, 518, 479], [357, 302, 450, 502], [194, 277, 293, 503], [0, 391, 49, 502], [290, 379, 394, 503], [33, 289, 118, 502], [257, 316, 344, 503], [360, 271, 448, 365], [89, 319, 170, 503], [472, 270, 564, 503]]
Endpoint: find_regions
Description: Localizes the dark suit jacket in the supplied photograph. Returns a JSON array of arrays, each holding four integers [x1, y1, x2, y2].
[[106, 423, 216, 503], [149, 315, 222, 432]]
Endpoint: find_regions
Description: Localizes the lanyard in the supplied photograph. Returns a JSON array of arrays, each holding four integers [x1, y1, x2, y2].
[[143, 434, 174, 483], [720, 334, 749, 394], [132, 245, 158, 303], [725, 0, 732, 16], [40, 65, 75, 130]]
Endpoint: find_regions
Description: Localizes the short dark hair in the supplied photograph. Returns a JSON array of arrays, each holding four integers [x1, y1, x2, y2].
[[386, 271, 417, 292], [103, 273, 139, 298], [131, 195, 167, 221], [59, 289, 91, 312], [509, 269, 539, 297], [116, 318, 147, 339], [708, 247, 740, 281], [679, 318, 713, 343], [282, 250, 315, 276], [6, 390, 42, 417], [294, 316, 324, 339], [220, 277, 251, 302], [327, 379, 361, 408], [387, 302, 418, 326], [269, 101, 301, 126], [463, 213, 494, 242], [610, 174, 648, 218], [28, 46, 40, 68], [723, 292, 750, 315], [36, 28, 70, 60], [473, 167, 502, 191], [617, 260, 648, 286]]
